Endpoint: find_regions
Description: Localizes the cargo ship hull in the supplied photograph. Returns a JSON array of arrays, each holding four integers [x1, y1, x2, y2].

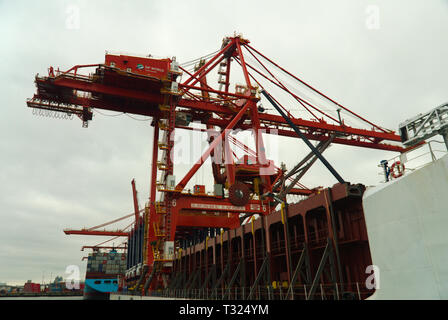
[[83, 250, 126, 300], [123, 154, 448, 300], [83, 277, 118, 300]]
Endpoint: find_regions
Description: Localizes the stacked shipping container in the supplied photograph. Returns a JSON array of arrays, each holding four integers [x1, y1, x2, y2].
[[23, 281, 40, 293], [87, 250, 126, 275], [126, 219, 144, 270]]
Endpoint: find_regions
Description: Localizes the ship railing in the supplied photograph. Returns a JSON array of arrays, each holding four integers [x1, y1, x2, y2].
[[105, 50, 170, 61], [380, 139, 448, 182], [148, 281, 374, 300]]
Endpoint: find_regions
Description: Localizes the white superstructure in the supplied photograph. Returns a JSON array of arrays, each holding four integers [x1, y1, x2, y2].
[[363, 154, 448, 299]]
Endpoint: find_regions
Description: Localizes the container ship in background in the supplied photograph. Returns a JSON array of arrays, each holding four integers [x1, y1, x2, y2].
[[84, 249, 126, 300], [45, 276, 85, 296], [1, 278, 85, 297], [26, 35, 448, 300]]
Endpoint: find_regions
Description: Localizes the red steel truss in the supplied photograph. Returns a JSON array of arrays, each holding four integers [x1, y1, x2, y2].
[[81, 245, 127, 252], [27, 35, 407, 295]]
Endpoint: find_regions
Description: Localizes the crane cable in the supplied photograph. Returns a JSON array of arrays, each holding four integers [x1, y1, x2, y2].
[[180, 49, 221, 68], [93, 109, 151, 121]]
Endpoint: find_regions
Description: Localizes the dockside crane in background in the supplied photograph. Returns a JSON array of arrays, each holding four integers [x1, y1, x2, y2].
[[64, 179, 144, 261], [63, 213, 134, 237]]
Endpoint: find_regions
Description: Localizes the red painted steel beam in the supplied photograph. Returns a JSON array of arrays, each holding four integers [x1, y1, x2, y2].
[[236, 39, 272, 186], [208, 113, 402, 142], [273, 127, 404, 152], [178, 66, 241, 109], [34, 77, 402, 145], [178, 83, 255, 101], [32, 64, 403, 155], [179, 47, 231, 102], [81, 245, 127, 251], [175, 100, 252, 191], [35, 77, 231, 116], [52, 77, 165, 104], [224, 135, 236, 185], [147, 121, 159, 265], [225, 56, 231, 93], [282, 188, 314, 196], [176, 215, 240, 229], [61, 64, 101, 76], [33, 89, 402, 151], [235, 39, 253, 90], [67, 96, 401, 150], [269, 127, 401, 151], [32, 94, 158, 118], [175, 196, 269, 214], [131, 179, 140, 226], [205, 121, 403, 152], [181, 40, 235, 87], [182, 53, 227, 97], [64, 229, 129, 236], [177, 98, 238, 114], [182, 100, 402, 145]]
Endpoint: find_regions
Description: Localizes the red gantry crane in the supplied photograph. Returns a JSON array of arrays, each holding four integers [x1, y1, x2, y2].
[[27, 34, 413, 295]]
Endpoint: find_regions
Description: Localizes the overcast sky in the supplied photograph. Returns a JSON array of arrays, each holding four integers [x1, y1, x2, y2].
[[0, 0, 447, 286]]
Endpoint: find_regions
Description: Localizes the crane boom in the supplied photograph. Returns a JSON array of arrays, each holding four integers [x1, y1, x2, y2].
[[64, 229, 128, 237]]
